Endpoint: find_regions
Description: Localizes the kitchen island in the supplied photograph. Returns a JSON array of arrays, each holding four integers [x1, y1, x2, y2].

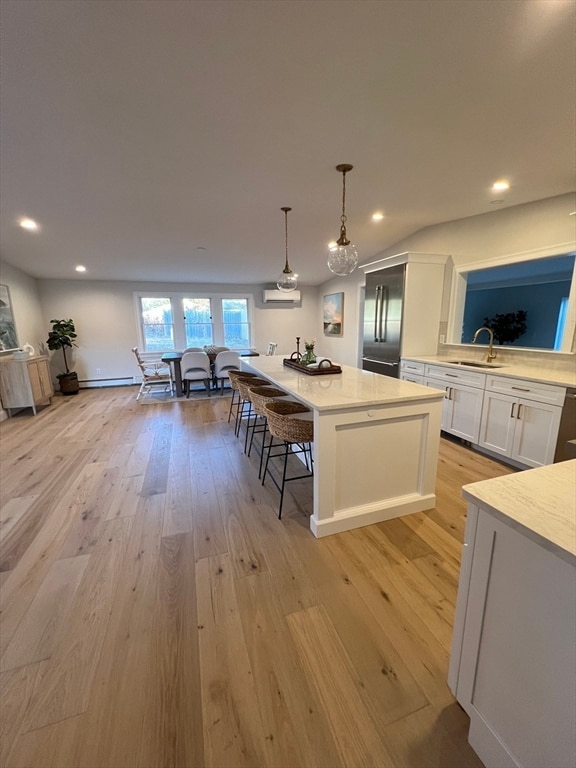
[[241, 356, 444, 537], [448, 460, 576, 768]]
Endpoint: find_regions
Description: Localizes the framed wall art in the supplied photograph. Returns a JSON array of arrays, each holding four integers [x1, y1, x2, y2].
[[323, 292, 344, 336], [0, 284, 19, 352]]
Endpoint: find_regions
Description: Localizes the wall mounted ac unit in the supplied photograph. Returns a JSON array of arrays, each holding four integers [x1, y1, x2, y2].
[[262, 289, 301, 303]]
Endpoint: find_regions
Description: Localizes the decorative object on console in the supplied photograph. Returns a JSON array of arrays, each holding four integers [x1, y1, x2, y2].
[[276, 206, 298, 293], [483, 310, 528, 345], [323, 292, 344, 336], [46, 318, 80, 395], [327, 164, 358, 276]]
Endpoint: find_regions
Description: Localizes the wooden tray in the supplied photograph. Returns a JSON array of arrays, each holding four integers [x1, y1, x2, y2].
[[283, 358, 342, 375]]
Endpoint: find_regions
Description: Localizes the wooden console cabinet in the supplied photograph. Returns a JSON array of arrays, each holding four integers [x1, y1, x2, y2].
[[0, 355, 54, 416]]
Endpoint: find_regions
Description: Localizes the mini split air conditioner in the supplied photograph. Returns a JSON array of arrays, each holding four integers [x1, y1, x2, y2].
[[262, 289, 301, 303]]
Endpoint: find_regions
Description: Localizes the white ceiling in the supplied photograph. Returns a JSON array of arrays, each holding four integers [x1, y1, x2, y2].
[[1, 0, 574, 286]]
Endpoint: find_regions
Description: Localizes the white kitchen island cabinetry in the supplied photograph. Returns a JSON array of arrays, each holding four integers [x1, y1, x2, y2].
[[478, 375, 564, 467], [449, 461, 576, 768], [242, 356, 444, 537]]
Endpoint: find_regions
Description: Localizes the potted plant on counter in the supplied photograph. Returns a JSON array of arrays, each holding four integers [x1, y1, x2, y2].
[[46, 318, 80, 395]]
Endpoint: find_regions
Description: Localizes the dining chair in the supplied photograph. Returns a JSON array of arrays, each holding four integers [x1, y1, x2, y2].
[[131, 346, 173, 400], [213, 350, 240, 394], [180, 351, 212, 397]]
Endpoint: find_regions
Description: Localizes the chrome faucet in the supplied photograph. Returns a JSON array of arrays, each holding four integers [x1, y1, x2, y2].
[[472, 327, 497, 362]]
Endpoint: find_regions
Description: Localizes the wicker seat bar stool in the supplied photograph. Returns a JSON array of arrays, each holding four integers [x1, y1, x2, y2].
[[235, 376, 270, 443], [246, 385, 289, 477], [262, 400, 314, 519], [227, 370, 259, 425]]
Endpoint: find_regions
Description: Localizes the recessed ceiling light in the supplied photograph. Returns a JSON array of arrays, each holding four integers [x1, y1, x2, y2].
[[490, 200, 504, 205], [372, 212, 384, 221], [75, 265, 86, 272], [195, 246, 207, 251], [491, 180, 510, 192], [18, 217, 39, 231], [569, 211, 576, 216]]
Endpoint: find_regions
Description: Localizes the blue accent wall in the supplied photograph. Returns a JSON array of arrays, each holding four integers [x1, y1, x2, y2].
[[462, 281, 572, 347]]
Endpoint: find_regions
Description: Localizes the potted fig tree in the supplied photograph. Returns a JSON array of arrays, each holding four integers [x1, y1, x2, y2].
[[46, 318, 80, 395]]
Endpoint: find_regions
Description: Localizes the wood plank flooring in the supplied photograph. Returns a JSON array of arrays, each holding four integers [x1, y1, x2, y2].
[[0, 387, 514, 768]]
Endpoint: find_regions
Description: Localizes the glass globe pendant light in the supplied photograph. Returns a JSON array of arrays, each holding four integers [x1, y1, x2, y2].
[[277, 206, 298, 292], [327, 163, 359, 276]]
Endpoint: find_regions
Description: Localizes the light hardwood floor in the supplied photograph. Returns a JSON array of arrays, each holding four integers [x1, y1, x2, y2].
[[0, 387, 514, 768]]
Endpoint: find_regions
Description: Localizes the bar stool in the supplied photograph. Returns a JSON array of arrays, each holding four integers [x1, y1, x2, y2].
[[227, 370, 259, 424], [235, 376, 269, 442], [246, 385, 289, 476], [262, 401, 314, 519]]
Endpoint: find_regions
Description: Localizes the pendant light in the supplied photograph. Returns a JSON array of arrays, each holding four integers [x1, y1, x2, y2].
[[327, 163, 358, 276], [277, 206, 298, 292]]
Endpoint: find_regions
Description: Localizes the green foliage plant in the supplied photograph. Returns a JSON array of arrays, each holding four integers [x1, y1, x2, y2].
[[483, 310, 527, 345], [46, 318, 78, 375]]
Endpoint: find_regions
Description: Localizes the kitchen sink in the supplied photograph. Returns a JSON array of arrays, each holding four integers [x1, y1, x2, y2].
[[447, 360, 503, 369]]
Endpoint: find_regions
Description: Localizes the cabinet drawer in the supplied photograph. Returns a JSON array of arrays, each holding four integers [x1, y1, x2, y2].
[[425, 364, 486, 389], [400, 373, 425, 385], [485, 375, 565, 406], [400, 359, 425, 375]]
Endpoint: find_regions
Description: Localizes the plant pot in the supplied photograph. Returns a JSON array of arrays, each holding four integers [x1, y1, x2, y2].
[[58, 371, 80, 396]]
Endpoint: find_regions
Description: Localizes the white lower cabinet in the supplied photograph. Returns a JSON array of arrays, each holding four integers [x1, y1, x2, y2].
[[449, 500, 576, 768], [424, 364, 485, 443], [434, 380, 484, 443], [401, 360, 567, 469], [478, 381, 563, 468]]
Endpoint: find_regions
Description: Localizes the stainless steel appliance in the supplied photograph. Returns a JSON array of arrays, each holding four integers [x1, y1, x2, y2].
[[362, 264, 405, 378], [554, 387, 576, 462]]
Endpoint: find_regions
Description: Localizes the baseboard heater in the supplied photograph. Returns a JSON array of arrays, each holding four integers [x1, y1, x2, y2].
[[79, 377, 136, 389]]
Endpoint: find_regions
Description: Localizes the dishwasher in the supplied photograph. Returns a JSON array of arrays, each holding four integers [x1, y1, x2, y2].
[[554, 387, 576, 462]]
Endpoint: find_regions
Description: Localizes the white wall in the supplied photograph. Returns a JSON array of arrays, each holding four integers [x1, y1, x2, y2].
[[37, 279, 319, 385], [0, 260, 44, 352]]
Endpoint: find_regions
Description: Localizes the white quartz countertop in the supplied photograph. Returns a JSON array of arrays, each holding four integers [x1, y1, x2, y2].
[[242, 357, 445, 412], [404, 355, 576, 388], [462, 460, 576, 565]]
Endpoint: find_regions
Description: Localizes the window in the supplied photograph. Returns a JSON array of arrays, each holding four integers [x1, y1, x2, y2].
[[184, 298, 213, 347], [140, 297, 174, 351], [135, 292, 252, 351], [222, 298, 250, 347]]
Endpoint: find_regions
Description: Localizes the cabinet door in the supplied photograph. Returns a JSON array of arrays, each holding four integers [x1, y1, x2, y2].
[[512, 399, 562, 468], [478, 391, 516, 457], [37, 358, 54, 398], [455, 510, 576, 768], [445, 383, 484, 443], [28, 361, 44, 403], [426, 379, 451, 430]]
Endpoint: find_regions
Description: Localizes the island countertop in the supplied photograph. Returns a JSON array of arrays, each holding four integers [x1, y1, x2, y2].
[[462, 459, 576, 564], [242, 356, 445, 412]]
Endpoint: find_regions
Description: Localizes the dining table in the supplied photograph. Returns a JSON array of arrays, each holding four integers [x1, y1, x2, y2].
[[162, 348, 259, 397]]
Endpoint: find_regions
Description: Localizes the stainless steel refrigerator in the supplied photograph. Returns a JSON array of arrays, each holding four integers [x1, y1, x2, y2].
[[362, 264, 405, 378]]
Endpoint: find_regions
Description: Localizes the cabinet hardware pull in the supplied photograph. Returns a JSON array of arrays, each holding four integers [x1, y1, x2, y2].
[[517, 403, 523, 419], [511, 386, 530, 392], [445, 373, 458, 378], [510, 402, 516, 418]]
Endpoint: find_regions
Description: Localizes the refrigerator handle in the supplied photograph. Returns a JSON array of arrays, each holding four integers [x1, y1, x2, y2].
[[374, 285, 387, 342]]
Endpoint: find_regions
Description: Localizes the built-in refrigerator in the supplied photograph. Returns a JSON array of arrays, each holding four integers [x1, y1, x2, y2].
[[361, 253, 449, 378], [362, 264, 405, 378]]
